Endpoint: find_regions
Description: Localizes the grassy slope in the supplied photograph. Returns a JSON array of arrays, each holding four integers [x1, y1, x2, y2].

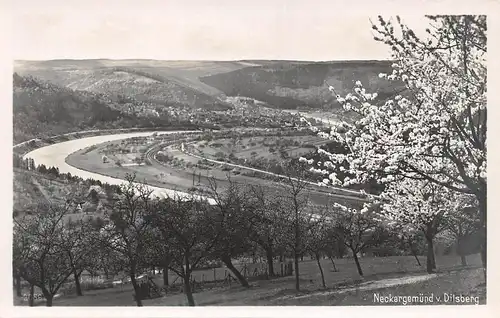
[[28, 254, 485, 306], [13, 168, 79, 216], [13, 169, 48, 212], [13, 168, 110, 220]]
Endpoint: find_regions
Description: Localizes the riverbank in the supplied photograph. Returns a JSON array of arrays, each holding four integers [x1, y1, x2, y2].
[[22, 130, 214, 202]]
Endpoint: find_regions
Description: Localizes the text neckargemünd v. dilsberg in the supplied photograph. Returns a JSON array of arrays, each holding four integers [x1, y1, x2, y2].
[[373, 293, 480, 305]]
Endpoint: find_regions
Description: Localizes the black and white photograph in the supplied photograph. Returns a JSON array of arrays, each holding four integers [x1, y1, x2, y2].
[[4, 0, 496, 315]]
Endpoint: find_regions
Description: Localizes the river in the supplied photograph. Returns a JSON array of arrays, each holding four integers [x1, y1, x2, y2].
[[22, 130, 215, 203]]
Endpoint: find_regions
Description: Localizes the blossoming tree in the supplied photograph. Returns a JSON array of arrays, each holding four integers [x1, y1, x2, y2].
[[378, 178, 451, 274], [306, 15, 487, 271]]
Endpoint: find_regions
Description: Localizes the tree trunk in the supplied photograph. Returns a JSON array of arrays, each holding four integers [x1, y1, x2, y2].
[[28, 284, 34, 307], [352, 249, 364, 276], [41, 288, 53, 307], [265, 249, 275, 277], [426, 236, 436, 274], [183, 274, 195, 306], [413, 251, 422, 266], [15, 274, 22, 297], [163, 266, 169, 286], [294, 250, 300, 291], [279, 253, 284, 276], [460, 254, 467, 266], [184, 255, 195, 306], [222, 256, 250, 288], [130, 274, 143, 307], [73, 269, 83, 296], [410, 244, 421, 266], [315, 253, 326, 288], [329, 256, 338, 272], [478, 189, 486, 283], [45, 295, 53, 307]]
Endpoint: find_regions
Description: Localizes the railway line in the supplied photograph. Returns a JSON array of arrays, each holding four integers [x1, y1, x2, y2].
[[144, 138, 370, 204]]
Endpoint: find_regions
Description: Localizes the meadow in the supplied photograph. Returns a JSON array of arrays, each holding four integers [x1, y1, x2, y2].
[[189, 135, 328, 163], [64, 133, 363, 207], [14, 254, 484, 306]]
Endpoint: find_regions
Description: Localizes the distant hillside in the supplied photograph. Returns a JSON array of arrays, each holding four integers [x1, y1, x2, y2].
[[200, 60, 404, 110], [14, 60, 255, 110], [12, 73, 181, 143], [14, 59, 405, 113]]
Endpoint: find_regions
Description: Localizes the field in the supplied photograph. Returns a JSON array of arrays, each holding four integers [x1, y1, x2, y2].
[[188, 135, 328, 163], [65, 132, 365, 206], [14, 254, 485, 306]]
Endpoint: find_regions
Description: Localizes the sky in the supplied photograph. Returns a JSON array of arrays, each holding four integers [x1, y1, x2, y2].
[[10, 0, 441, 61]]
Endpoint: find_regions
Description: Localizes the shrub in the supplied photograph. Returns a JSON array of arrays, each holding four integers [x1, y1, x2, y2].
[[215, 151, 225, 160]]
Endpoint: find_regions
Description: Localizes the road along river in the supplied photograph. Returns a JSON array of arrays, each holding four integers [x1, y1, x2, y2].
[[22, 130, 216, 204]]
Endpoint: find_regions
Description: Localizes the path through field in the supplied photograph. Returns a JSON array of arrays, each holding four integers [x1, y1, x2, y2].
[[277, 273, 437, 301]]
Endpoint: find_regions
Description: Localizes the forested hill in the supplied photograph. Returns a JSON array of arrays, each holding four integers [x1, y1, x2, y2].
[[12, 73, 181, 143], [200, 60, 404, 110]]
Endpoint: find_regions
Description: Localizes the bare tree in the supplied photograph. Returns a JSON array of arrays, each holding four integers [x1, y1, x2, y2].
[[141, 226, 173, 287], [244, 184, 284, 278], [14, 203, 76, 306], [304, 206, 331, 288], [279, 161, 311, 291], [330, 203, 381, 277], [101, 174, 154, 307], [151, 195, 219, 306], [58, 218, 99, 296], [398, 227, 425, 267], [207, 178, 252, 288]]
